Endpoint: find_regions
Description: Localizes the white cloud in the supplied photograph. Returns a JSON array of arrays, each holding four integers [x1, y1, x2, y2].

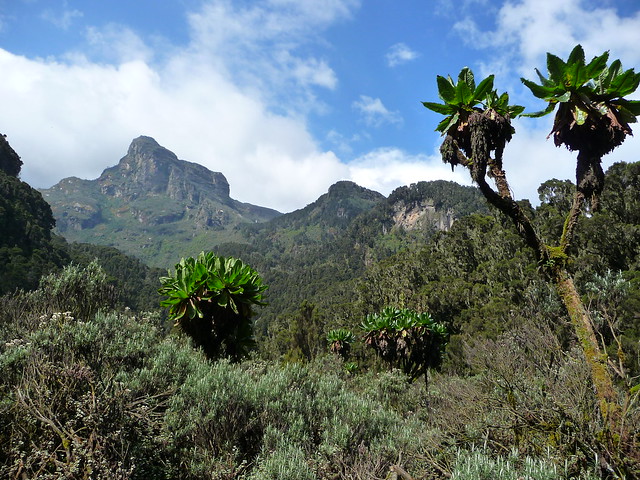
[[499, 118, 580, 202], [0, 0, 361, 213], [276, 52, 337, 90], [85, 24, 153, 63], [186, 0, 355, 111], [454, 0, 640, 75], [2, 0, 637, 217], [352, 95, 402, 127], [385, 42, 419, 67], [347, 147, 470, 195], [41, 2, 83, 31]]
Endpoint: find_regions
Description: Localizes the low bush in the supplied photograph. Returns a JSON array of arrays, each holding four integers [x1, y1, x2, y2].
[[1, 307, 430, 479], [450, 448, 600, 480]]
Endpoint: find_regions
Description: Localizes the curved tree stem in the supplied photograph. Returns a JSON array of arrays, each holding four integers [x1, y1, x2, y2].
[[560, 190, 586, 253], [552, 268, 619, 423], [473, 165, 548, 264], [469, 149, 617, 426]]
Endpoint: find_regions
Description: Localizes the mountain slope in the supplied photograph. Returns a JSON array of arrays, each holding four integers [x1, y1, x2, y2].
[[41, 136, 281, 267], [0, 134, 67, 294], [216, 180, 489, 330]]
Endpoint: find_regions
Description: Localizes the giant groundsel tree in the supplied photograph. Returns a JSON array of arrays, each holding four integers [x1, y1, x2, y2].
[[159, 251, 267, 360], [361, 307, 448, 392], [423, 45, 640, 469]]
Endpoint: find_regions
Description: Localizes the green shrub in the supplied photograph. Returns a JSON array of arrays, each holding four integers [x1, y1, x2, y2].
[[248, 443, 315, 480], [451, 448, 600, 480], [37, 260, 118, 321], [326, 328, 356, 359], [164, 358, 429, 479], [0, 260, 118, 344], [0, 311, 169, 479]]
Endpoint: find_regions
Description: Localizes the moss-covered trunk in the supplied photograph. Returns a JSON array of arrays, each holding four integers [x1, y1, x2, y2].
[[474, 162, 617, 425], [447, 112, 620, 429], [552, 268, 618, 424]]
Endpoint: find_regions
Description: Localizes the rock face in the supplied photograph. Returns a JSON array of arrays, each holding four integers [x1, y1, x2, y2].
[[392, 199, 456, 231], [40, 136, 281, 266], [98, 136, 230, 202], [385, 180, 489, 233]]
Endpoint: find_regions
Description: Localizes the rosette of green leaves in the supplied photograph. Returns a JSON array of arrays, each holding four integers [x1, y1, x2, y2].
[[423, 67, 524, 134], [361, 306, 397, 333], [158, 252, 267, 360], [159, 251, 267, 325], [326, 328, 356, 345], [361, 307, 448, 381], [521, 44, 640, 153], [326, 328, 356, 359]]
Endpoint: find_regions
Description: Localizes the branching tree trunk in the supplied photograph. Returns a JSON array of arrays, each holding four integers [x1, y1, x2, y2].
[[424, 47, 640, 474], [447, 130, 618, 424]]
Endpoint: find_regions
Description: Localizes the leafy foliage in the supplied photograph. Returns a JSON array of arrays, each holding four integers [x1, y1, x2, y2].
[[0, 168, 67, 294], [422, 67, 524, 134], [521, 45, 640, 134], [521, 45, 640, 207], [423, 67, 524, 188], [158, 251, 267, 360], [326, 328, 356, 359], [361, 307, 448, 381], [0, 133, 22, 177], [0, 303, 432, 479]]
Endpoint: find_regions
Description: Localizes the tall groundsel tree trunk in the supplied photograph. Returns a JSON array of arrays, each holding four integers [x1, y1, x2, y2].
[[437, 108, 618, 428], [552, 267, 618, 420], [473, 157, 618, 426], [424, 46, 640, 473]]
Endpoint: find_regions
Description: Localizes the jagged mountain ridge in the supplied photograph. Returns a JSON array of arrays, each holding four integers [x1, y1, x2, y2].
[[41, 136, 488, 269], [40, 136, 282, 266]]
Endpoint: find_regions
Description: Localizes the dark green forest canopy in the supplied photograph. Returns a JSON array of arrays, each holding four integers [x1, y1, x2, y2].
[[346, 161, 640, 373], [216, 180, 489, 332], [0, 136, 66, 294], [0, 134, 22, 177]]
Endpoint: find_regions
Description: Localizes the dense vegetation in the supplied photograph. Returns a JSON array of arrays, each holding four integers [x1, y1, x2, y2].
[[3, 154, 638, 478], [2, 43, 640, 477], [421, 44, 640, 476], [216, 179, 489, 338], [0, 135, 67, 294]]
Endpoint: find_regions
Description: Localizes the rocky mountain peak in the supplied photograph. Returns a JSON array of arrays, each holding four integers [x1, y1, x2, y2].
[[127, 135, 165, 156], [40, 136, 281, 266], [99, 136, 230, 202]]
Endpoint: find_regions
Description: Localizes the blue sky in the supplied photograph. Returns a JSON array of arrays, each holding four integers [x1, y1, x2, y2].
[[0, 0, 639, 212]]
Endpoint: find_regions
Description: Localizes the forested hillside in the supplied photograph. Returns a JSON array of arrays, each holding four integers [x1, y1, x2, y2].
[[215, 179, 489, 341], [1, 127, 640, 478], [0, 134, 68, 294]]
